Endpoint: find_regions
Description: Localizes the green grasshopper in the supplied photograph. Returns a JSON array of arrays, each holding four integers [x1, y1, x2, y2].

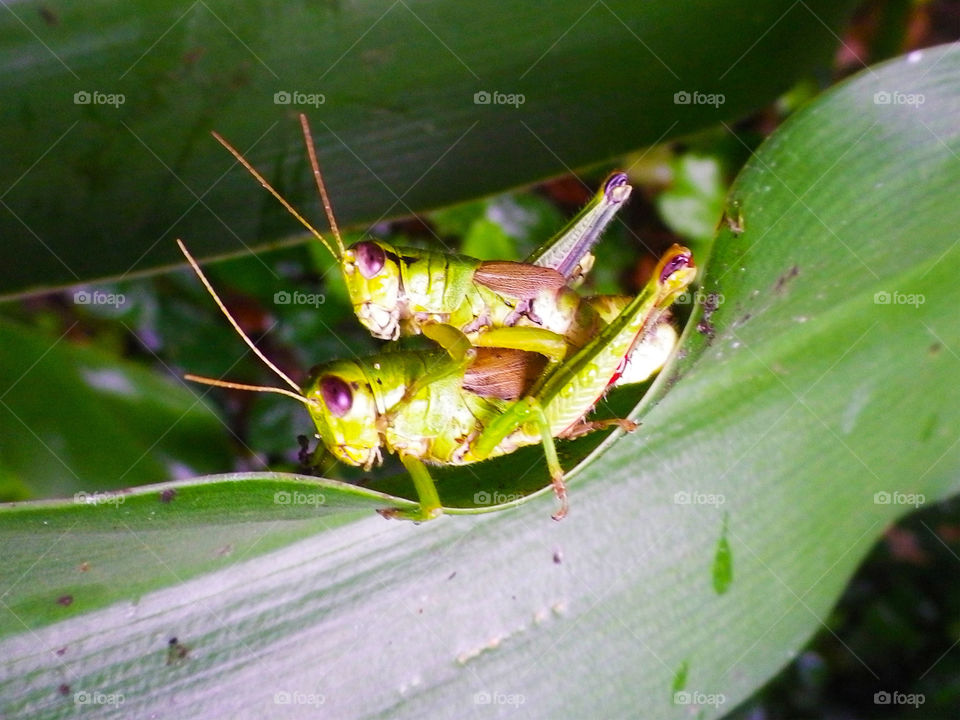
[[214, 115, 632, 361], [179, 240, 695, 521]]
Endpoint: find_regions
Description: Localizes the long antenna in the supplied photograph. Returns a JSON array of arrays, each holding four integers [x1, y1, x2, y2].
[[299, 113, 346, 256], [211, 131, 341, 260], [184, 373, 313, 406], [176, 239, 305, 397]]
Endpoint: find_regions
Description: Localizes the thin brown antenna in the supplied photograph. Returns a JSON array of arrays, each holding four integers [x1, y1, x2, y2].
[[176, 239, 304, 396], [299, 113, 346, 256], [211, 131, 341, 260], [184, 374, 313, 406]]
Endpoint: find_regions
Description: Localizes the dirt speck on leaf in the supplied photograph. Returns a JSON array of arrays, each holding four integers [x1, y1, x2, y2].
[[724, 210, 744, 235], [167, 637, 190, 665], [39, 6, 59, 25], [697, 292, 721, 339], [774, 265, 800, 294]]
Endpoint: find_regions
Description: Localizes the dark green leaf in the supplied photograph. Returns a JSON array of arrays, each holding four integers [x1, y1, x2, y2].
[[0, 320, 232, 501], [0, 0, 857, 297]]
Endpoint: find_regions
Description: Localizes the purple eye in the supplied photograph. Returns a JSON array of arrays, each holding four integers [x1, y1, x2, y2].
[[320, 376, 353, 417], [660, 251, 693, 283], [604, 172, 630, 200], [352, 241, 385, 279]]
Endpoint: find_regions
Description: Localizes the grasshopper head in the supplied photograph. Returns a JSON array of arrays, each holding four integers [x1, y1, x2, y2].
[[303, 360, 383, 469], [341, 240, 403, 340]]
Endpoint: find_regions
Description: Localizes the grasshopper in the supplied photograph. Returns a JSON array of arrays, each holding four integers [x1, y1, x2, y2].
[[179, 240, 695, 520], [214, 115, 633, 362]]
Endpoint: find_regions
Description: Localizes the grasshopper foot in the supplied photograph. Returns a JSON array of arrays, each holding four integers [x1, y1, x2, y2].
[[297, 434, 325, 475], [297, 434, 312, 465], [550, 473, 569, 521], [559, 417, 639, 440], [376, 505, 443, 522]]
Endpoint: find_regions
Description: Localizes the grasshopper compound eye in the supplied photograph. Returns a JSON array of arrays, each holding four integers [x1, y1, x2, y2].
[[352, 241, 386, 279], [604, 172, 631, 203], [320, 376, 353, 417], [660, 250, 693, 283]]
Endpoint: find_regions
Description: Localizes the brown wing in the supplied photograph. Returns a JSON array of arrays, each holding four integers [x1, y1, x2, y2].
[[463, 348, 548, 400], [473, 261, 566, 299]]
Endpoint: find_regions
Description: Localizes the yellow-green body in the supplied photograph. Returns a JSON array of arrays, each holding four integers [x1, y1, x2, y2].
[[303, 245, 696, 519], [190, 125, 691, 519], [338, 172, 633, 345], [305, 352, 515, 470], [343, 241, 591, 344], [216, 117, 635, 362]]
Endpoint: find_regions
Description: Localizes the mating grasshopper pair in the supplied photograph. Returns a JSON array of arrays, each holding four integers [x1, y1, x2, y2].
[[183, 115, 695, 520]]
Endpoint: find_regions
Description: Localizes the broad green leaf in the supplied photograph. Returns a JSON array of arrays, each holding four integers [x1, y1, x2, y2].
[[0, 474, 414, 636], [0, 320, 232, 501], [0, 0, 858, 297], [3, 39, 959, 720]]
